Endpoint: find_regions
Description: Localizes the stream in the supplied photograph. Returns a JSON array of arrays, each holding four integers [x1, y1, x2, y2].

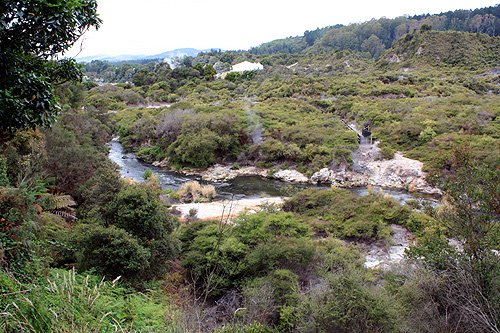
[[108, 139, 424, 204], [108, 139, 432, 269]]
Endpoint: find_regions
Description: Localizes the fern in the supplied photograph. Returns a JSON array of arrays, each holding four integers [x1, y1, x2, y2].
[[41, 194, 77, 221]]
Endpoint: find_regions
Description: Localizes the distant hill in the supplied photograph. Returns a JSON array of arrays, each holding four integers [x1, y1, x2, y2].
[[378, 30, 500, 69], [249, 4, 500, 58], [76, 48, 213, 63]]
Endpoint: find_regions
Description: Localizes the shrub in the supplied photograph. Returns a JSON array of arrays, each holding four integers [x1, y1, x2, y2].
[[245, 237, 316, 274], [0, 185, 41, 274], [380, 145, 395, 160], [385, 263, 447, 332], [0, 157, 9, 186], [181, 222, 249, 297], [166, 129, 218, 168], [284, 188, 411, 240], [225, 72, 241, 83], [296, 267, 400, 332], [113, 184, 178, 240], [234, 211, 311, 245], [143, 169, 153, 179], [70, 224, 151, 279]]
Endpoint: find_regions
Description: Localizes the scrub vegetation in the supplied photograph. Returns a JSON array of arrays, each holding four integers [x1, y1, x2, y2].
[[2, 2, 500, 332]]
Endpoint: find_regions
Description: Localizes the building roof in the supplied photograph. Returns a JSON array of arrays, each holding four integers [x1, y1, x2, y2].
[[231, 61, 264, 72]]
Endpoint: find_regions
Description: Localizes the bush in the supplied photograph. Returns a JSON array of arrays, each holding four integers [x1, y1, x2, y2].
[[143, 169, 153, 179], [70, 224, 151, 279], [296, 267, 400, 332], [380, 146, 395, 160], [0, 185, 41, 274], [284, 188, 411, 240], [113, 183, 178, 240], [166, 129, 219, 168], [245, 237, 316, 274], [181, 221, 249, 297], [225, 72, 241, 83]]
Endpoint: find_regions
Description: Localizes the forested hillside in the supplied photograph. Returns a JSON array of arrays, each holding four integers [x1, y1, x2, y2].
[[2, 2, 500, 332], [250, 4, 500, 57]]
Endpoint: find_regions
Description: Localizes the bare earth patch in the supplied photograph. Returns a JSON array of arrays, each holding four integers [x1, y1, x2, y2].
[[173, 197, 284, 221]]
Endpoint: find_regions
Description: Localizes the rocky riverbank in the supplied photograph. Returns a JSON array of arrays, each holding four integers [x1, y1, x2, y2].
[[153, 143, 440, 196]]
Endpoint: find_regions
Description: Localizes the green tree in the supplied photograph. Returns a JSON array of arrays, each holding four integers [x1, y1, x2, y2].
[[420, 23, 432, 32], [204, 63, 216, 81], [193, 63, 205, 76], [225, 71, 241, 83], [361, 34, 385, 59], [0, 0, 101, 135], [113, 184, 178, 242]]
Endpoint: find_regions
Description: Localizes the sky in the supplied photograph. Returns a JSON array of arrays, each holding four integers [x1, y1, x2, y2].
[[66, 0, 500, 58]]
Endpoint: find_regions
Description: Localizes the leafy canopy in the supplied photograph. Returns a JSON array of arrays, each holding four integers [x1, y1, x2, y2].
[[0, 0, 101, 135]]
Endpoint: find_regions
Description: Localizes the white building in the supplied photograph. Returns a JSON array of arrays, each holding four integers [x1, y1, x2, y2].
[[230, 61, 264, 72]]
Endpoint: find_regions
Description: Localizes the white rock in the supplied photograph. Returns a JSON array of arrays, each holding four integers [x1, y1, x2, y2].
[[273, 169, 308, 183]]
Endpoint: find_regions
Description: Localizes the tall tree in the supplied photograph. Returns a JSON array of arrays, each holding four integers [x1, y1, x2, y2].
[[0, 0, 101, 136]]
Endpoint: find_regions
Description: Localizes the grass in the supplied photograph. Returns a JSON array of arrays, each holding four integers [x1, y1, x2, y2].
[[177, 180, 216, 203]]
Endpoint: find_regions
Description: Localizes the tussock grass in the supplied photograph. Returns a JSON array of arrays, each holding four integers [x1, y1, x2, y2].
[[1, 268, 122, 332], [177, 181, 216, 203]]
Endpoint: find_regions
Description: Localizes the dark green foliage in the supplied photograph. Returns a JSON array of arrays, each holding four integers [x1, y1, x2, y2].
[[181, 221, 249, 296], [380, 30, 500, 70], [284, 188, 411, 240], [0, 0, 101, 135], [113, 184, 177, 239], [79, 167, 123, 223], [167, 128, 219, 168], [180, 210, 314, 298], [420, 24, 432, 32], [380, 145, 395, 160], [204, 64, 216, 81], [70, 224, 151, 279], [2, 128, 46, 186], [225, 72, 241, 82], [296, 268, 399, 332], [166, 112, 246, 168], [245, 237, 316, 274], [78, 173, 179, 280], [250, 5, 500, 58], [43, 123, 110, 200], [0, 157, 9, 186], [0, 185, 39, 273], [234, 211, 311, 245]]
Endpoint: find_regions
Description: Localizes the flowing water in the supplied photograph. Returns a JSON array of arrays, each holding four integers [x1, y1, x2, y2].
[[108, 139, 428, 204], [108, 139, 436, 268]]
